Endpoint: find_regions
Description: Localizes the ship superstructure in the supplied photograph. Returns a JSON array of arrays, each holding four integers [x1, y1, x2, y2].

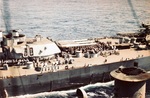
[[0, 30, 61, 60]]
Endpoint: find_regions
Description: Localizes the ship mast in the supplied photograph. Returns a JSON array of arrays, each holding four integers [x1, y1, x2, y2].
[[127, 0, 140, 27], [2, 0, 11, 33]]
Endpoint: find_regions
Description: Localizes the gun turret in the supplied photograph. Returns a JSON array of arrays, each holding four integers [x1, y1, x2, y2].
[[117, 22, 150, 45]]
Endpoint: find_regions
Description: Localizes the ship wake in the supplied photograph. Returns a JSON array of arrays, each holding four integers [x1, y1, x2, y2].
[[9, 81, 114, 98]]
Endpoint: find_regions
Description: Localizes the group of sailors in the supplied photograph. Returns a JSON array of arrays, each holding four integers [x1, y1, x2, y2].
[[60, 41, 119, 58], [0, 58, 29, 67], [0, 41, 119, 72], [0, 54, 75, 72], [45, 41, 120, 70], [31, 55, 75, 73], [40, 61, 60, 73], [32, 58, 59, 72]]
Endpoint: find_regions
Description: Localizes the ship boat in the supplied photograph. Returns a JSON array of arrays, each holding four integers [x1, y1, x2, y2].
[[0, 24, 150, 97]]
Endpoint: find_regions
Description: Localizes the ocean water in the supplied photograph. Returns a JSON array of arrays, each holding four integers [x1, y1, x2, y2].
[[0, 0, 150, 97], [10, 81, 114, 98], [0, 0, 150, 40]]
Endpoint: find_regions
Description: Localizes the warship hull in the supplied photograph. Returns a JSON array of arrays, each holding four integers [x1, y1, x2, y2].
[[0, 56, 150, 97]]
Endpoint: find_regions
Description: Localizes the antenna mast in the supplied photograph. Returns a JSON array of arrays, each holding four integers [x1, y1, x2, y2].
[[2, 0, 11, 33]]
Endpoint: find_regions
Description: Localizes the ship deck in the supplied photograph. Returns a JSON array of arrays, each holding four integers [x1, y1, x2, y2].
[[0, 48, 150, 79]]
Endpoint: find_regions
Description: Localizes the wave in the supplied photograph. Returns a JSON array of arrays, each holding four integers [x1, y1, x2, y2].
[[10, 81, 114, 98]]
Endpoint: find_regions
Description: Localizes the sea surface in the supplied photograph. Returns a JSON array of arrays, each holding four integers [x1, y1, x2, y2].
[[0, 0, 150, 40], [0, 0, 150, 97], [10, 81, 115, 98]]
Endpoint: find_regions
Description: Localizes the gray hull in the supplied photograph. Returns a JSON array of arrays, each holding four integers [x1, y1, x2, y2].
[[0, 56, 150, 97]]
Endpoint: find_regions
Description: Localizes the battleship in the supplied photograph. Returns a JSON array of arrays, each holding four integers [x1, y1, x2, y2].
[[0, 23, 150, 97]]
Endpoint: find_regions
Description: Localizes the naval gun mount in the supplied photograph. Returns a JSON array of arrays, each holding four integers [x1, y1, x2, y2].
[[111, 66, 150, 98], [117, 22, 150, 48]]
